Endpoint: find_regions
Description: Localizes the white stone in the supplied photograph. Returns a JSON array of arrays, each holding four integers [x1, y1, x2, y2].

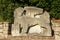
[[12, 7, 52, 36], [0, 29, 3, 33], [29, 25, 42, 33], [11, 24, 20, 36], [35, 15, 41, 18], [12, 30, 20, 36], [55, 32, 60, 40]]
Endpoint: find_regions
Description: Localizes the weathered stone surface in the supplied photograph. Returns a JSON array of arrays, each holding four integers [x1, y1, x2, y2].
[[51, 19, 60, 40], [14, 7, 24, 18], [55, 32, 60, 40], [3, 22, 8, 38], [12, 7, 24, 36], [24, 7, 43, 18], [54, 27, 60, 40], [40, 11, 50, 23], [11, 24, 20, 36], [0, 22, 8, 39], [29, 25, 42, 33], [12, 6, 52, 36], [6, 35, 54, 40]]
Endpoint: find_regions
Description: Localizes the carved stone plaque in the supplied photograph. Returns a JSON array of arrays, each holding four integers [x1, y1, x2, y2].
[[12, 7, 52, 36]]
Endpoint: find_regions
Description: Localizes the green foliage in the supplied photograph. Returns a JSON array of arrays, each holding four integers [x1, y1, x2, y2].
[[0, 0, 60, 23], [0, 0, 14, 22], [50, 0, 60, 19], [29, 0, 39, 3]]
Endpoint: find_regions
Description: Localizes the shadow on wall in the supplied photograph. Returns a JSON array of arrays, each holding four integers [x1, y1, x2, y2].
[[50, 17, 54, 36], [8, 23, 12, 35]]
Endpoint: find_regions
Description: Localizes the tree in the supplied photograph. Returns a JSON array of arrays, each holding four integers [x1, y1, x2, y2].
[[0, 0, 60, 23]]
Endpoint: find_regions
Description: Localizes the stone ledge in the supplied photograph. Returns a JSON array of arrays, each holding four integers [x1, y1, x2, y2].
[[2, 35, 54, 40]]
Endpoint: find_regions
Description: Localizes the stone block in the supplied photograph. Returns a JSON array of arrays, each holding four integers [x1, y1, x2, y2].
[[11, 24, 20, 36], [29, 25, 42, 33], [12, 6, 52, 36]]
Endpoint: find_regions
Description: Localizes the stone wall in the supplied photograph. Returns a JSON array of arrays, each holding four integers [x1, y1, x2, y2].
[[0, 7, 60, 40], [0, 19, 59, 40], [0, 22, 8, 39], [7, 35, 54, 40], [0, 22, 55, 40], [51, 19, 60, 40]]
